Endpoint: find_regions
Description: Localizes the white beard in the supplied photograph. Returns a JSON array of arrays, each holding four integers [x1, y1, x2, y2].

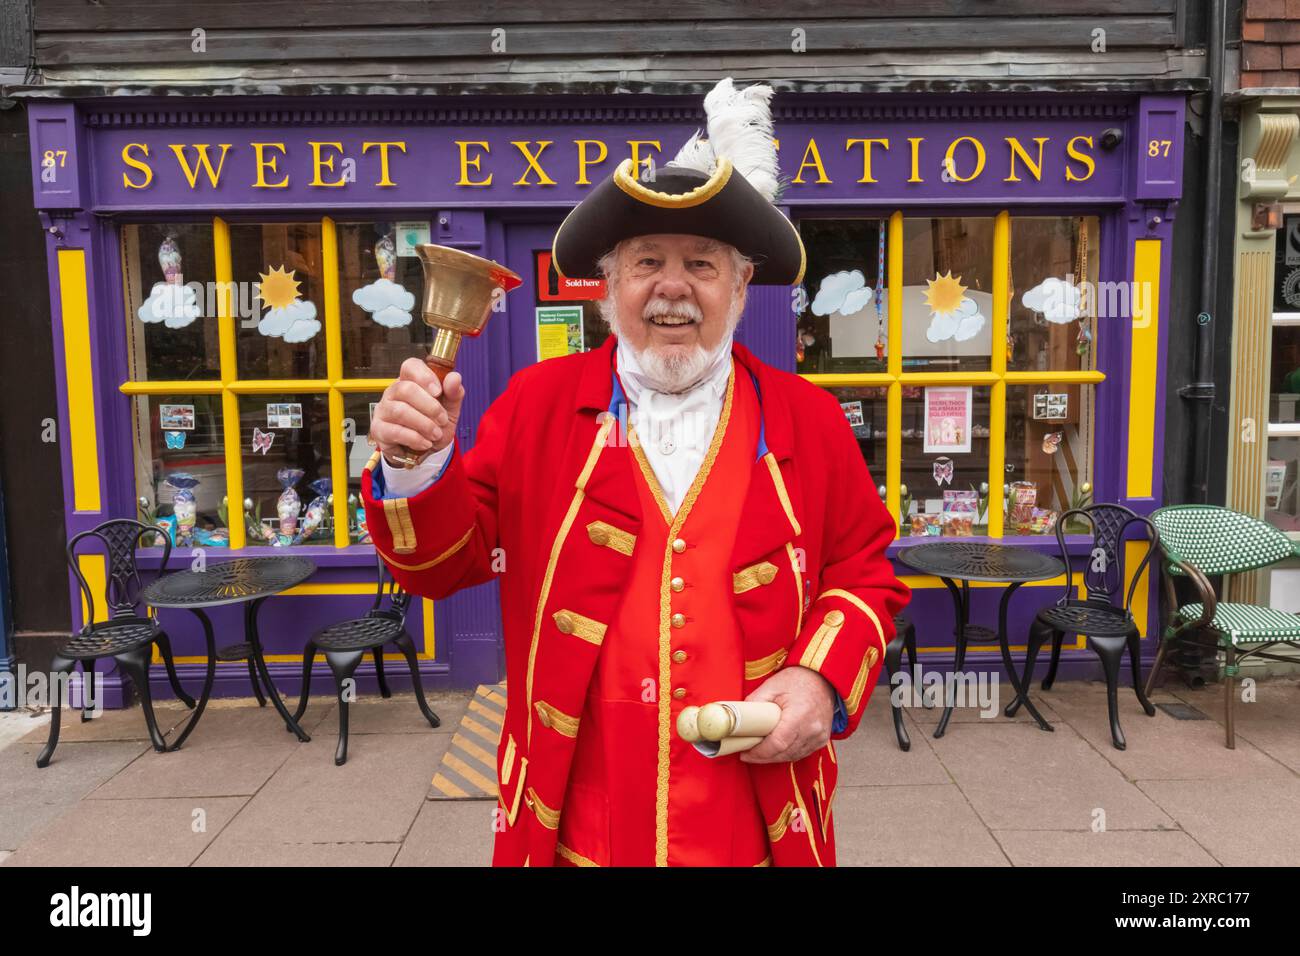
[[607, 291, 743, 394]]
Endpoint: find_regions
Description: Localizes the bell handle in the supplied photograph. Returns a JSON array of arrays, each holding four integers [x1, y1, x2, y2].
[[387, 353, 456, 469]]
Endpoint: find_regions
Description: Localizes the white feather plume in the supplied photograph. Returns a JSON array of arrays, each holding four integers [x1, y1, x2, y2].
[[666, 77, 780, 203]]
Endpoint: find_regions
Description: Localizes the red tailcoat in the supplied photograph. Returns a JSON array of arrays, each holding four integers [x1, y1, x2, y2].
[[362, 336, 911, 866]]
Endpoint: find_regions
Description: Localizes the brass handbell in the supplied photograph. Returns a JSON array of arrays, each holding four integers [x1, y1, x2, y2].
[[387, 244, 522, 468]]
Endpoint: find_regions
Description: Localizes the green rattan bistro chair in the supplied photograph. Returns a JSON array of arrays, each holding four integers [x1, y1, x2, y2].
[[1146, 505, 1300, 749]]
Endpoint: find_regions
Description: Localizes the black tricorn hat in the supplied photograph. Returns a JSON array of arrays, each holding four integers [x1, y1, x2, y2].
[[551, 78, 806, 286]]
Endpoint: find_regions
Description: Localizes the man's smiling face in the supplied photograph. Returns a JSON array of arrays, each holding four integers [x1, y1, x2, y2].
[[602, 234, 754, 392]]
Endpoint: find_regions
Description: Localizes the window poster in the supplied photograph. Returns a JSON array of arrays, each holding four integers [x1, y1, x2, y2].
[[266, 402, 304, 429], [536, 305, 584, 361], [923, 386, 972, 454], [159, 403, 195, 430]]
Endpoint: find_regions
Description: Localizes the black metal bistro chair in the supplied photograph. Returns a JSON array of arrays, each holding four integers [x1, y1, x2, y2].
[[292, 556, 440, 765], [38, 519, 193, 767], [1007, 504, 1160, 750], [883, 613, 921, 751]]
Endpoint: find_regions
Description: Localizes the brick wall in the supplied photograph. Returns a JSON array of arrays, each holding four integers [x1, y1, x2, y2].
[[1242, 0, 1300, 87]]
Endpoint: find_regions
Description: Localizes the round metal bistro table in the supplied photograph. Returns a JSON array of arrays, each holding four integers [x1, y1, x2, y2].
[[142, 556, 317, 750], [896, 542, 1064, 738]]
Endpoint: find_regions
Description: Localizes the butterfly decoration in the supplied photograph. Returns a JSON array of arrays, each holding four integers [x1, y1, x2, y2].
[[1042, 431, 1064, 455], [164, 430, 186, 450], [933, 456, 954, 486], [251, 428, 275, 455]]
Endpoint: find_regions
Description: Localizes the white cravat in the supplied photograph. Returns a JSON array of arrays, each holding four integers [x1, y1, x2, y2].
[[617, 335, 733, 515]]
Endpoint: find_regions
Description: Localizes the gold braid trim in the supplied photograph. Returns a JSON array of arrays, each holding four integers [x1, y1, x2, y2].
[[526, 787, 560, 830], [733, 560, 780, 594], [745, 647, 789, 681], [556, 843, 598, 867], [533, 700, 580, 738], [585, 520, 636, 556], [767, 801, 796, 843], [846, 645, 881, 715]]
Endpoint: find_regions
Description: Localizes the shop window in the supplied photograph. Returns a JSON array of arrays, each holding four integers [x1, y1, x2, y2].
[[121, 223, 220, 381], [1005, 384, 1095, 535], [230, 222, 326, 380], [338, 221, 430, 378], [900, 386, 992, 537], [120, 216, 401, 549], [822, 385, 888, 474], [797, 219, 886, 375], [797, 211, 1107, 539], [1008, 217, 1100, 372], [130, 393, 227, 546], [341, 392, 383, 545], [1266, 216, 1300, 531], [901, 217, 995, 374]]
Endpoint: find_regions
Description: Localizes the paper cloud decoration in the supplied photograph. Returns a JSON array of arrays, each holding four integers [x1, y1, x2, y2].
[[1021, 277, 1082, 324], [811, 270, 874, 317], [352, 278, 415, 329], [138, 282, 202, 329], [927, 297, 986, 343], [258, 299, 321, 343]]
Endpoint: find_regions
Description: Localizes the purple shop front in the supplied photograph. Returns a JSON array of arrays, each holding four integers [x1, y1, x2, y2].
[[26, 92, 1183, 706]]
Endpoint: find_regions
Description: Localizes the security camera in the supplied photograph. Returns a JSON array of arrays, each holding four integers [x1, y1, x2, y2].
[[1100, 128, 1123, 150]]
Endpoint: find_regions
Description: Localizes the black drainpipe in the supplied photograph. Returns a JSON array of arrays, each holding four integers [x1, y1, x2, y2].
[[1174, 0, 1226, 685]]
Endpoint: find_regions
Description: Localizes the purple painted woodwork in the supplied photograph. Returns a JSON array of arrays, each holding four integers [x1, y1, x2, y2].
[[24, 92, 1183, 705]]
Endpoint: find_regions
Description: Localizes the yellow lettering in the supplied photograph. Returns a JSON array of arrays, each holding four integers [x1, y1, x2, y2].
[[1005, 137, 1049, 183], [121, 143, 153, 189], [511, 141, 557, 186], [1065, 135, 1096, 182], [361, 141, 406, 187], [908, 138, 924, 183], [575, 139, 608, 185], [308, 141, 346, 187], [456, 141, 492, 187], [845, 138, 890, 184], [627, 140, 662, 175], [944, 137, 986, 183], [793, 138, 830, 185], [168, 144, 231, 189], [251, 143, 289, 189]]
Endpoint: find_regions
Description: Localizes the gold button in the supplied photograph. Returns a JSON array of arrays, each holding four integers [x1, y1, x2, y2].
[[671, 577, 685, 592], [824, 609, 845, 626], [672, 650, 687, 664], [758, 565, 777, 585], [589, 529, 608, 545], [554, 612, 575, 634], [672, 687, 686, 700], [671, 613, 686, 628], [672, 538, 687, 554]]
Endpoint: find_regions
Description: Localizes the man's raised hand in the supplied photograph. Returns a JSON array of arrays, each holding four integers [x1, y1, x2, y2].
[[369, 359, 466, 463]]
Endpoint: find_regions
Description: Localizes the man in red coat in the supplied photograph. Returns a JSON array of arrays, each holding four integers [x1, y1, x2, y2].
[[363, 78, 910, 866]]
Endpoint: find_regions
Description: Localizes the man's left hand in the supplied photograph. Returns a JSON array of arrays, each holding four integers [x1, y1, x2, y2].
[[739, 666, 835, 764]]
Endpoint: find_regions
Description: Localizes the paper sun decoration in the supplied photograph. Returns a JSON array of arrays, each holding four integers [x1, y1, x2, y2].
[[256, 266, 321, 343], [138, 234, 202, 329], [924, 271, 985, 343]]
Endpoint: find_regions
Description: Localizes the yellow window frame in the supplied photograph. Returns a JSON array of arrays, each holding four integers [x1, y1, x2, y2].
[[119, 215, 389, 549], [797, 211, 1106, 539]]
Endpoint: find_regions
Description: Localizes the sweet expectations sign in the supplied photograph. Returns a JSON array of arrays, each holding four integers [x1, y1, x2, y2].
[[66, 108, 1171, 210]]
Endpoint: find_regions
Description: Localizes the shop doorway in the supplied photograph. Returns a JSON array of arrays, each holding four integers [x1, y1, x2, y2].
[[501, 220, 610, 377]]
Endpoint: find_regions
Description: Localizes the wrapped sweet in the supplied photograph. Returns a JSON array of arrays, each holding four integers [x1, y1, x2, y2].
[[275, 468, 305, 543], [165, 473, 201, 546], [296, 478, 331, 544]]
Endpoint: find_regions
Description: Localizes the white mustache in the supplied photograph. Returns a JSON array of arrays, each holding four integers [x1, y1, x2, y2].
[[643, 298, 703, 323]]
